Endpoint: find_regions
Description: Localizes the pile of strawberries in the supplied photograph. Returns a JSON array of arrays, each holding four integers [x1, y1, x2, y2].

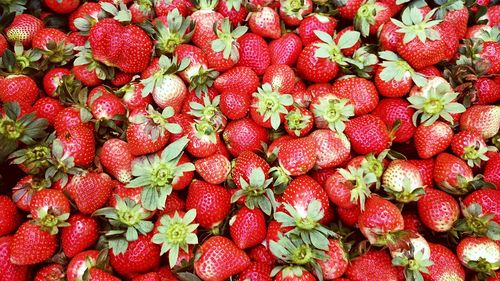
[[0, 0, 499, 279]]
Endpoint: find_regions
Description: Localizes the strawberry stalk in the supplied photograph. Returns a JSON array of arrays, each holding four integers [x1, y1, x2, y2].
[[231, 167, 277, 216], [252, 83, 294, 130]]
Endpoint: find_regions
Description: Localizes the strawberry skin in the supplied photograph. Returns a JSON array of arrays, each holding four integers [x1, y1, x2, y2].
[[345, 114, 391, 155], [61, 213, 99, 258], [230, 207, 267, 249], [5, 14, 44, 47], [223, 118, 269, 157], [463, 189, 500, 224], [10, 221, 58, 265], [332, 77, 379, 115], [194, 236, 251, 281], [417, 188, 459, 232], [195, 153, 231, 185], [423, 243, 466, 281], [65, 172, 114, 215], [100, 138, 133, 183], [0, 75, 39, 108], [345, 250, 399, 281], [236, 33, 271, 76], [318, 239, 348, 279], [358, 196, 404, 245], [278, 137, 317, 176], [268, 33, 302, 66], [186, 180, 231, 229], [414, 121, 453, 159], [0, 236, 30, 281], [0, 196, 22, 237], [237, 262, 272, 281], [372, 98, 416, 143], [459, 105, 500, 140]]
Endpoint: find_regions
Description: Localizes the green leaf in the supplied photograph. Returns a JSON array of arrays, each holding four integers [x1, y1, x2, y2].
[[337, 31, 360, 49], [141, 186, 159, 211], [313, 30, 334, 44]]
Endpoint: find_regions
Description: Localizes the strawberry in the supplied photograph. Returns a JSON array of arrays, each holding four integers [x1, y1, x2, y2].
[[130, 1, 154, 23], [250, 83, 293, 129], [4, 14, 44, 47], [88, 268, 121, 281], [32, 97, 64, 126], [297, 14, 336, 46], [109, 232, 161, 278], [274, 267, 317, 281], [378, 21, 400, 52], [173, 44, 213, 93], [230, 206, 267, 249], [99, 139, 133, 183], [278, 137, 317, 176], [0, 75, 39, 108], [441, 2, 469, 38], [451, 131, 492, 167], [279, 0, 312, 26], [372, 98, 416, 143], [336, 0, 364, 20], [423, 243, 466, 281], [120, 82, 153, 111], [43, 68, 71, 97], [35, 263, 66, 281], [214, 66, 260, 96], [195, 153, 231, 184], [325, 167, 376, 210], [392, 7, 451, 70], [474, 77, 500, 105], [71, 64, 103, 87], [87, 87, 126, 121], [223, 118, 269, 157], [268, 32, 302, 66], [413, 121, 453, 159], [460, 105, 500, 140], [433, 153, 475, 195], [408, 159, 435, 187], [235, 33, 271, 76], [484, 152, 500, 188], [335, 26, 362, 57], [219, 90, 251, 120], [284, 107, 314, 137], [30, 188, 71, 220], [248, 7, 281, 39], [382, 160, 425, 203], [358, 195, 404, 245], [354, 0, 391, 37], [194, 236, 250, 280], [0, 236, 30, 281], [237, 262, 272, 281], [345, 114, 392, 155], [463, 189, 500, 224], [216, 0, 248, 26], [43, 0, 79, 14], [332, 76, 379, 115], [66, 250, 101, 281], [456, 237, 500, 275], [10, 176, 51, 212], [0, 196, 22, 237], [0, 34, 8, 56], [262, 64, 296, 94], [417, 188, 459, 232], [317, 239, 349, 279], [32, 27, 73, 64], [186, 180, 231, 229], [190, 0, 223, 48], [10, 221, 59, 265], [68, 2, 103, 31], [186, 119, 221, 158], [57, 126, 96, 167], [155, 0, 192, 17], [61, 213, 99, 258], [65, 171, 114, 214], [309, 90, 354, 133], [345, 250, 399, 281], [54, 107, 92, 134]]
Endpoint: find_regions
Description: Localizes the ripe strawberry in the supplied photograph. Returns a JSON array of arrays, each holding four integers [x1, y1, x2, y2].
[[10, 221, 58, 265], [10, 176, 50, 212], [186, 180, 231, 229], [274, 267, 317, 280], [354, 0, 391, 37], [336, 0, 364, 20], [88, 268, 121, 281], [186, 120, 221, 158], [30, 188, 70, 220], [230, 207, 267, 249], [223, 118, 269, 157], [0, 196, 22, 237], [345, 250, 399, 280], [237, 262, 272, 281], [433, 153, 474, 195], [99, 139, 133, 183], [262, 64, 296, 94], [33, 97, 64, 126], [87, 87, 126, 121], [457, 237, 500, 274], [278, 137, 317, 176], [0, 34, 8, 56], [120, 82, 153, 111], [358, 195, 404, 245], [250, 83, 293, 129], [195, 153, 230, 185], [284, 107, 314, 137], [219, 90, 251, 120], [235, 33, 271, 76], [372, 98, 416, 143], [68, 2, 103, 31], [190, 0, 223, 48], [248, 245, 275, 266], [297, 14, 336, 46], [34, 263, 66, 281], [417, 188, 459, 232], [463, 189, 500, 224], [214, 66, 260, 95], [0, 236, 30, 281], [345, 114, 392, 155], [423, 243, 466, 281], [317, 239, 349, 279], [408, 159, 435, 187], [335, 26, 362, 56], [480, 40, 500, 75], [460, 105, 500, 140], [0, 75, 39, 108], [378, 21, 400, 52], [474, 77, 500, 105], [109, 232, 161, 278], [4, 14, 44, 47], [66, 250, 101, 281], [484, 152, 500, 187], [325, 167, 376, 210], [194, 236, 250, 280], [65, 172, 114, 215], [248, 6, 281, 39], [414, 121, 453, 159], [43, 0, 80, 14], [54, 107, 92, 134], [332, 76, 379, 115], [382, 160, 424, 203], [71, 64, 102, 87], [451, 131, 491, 167], [442, 4, 469, 38], [57, 126, 96, 167], [61, 213, 99, 258], [216, 0, 248, 26], [268, 32, 302, 66]]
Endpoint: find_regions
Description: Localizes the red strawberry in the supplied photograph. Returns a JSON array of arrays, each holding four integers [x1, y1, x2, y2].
[[186, 120, 221, 158], [223, 118, 269, 157], [278, 137, 317, 176], [237, 262, 272, 281], [297, 14, 336, 46], [248, 245, 275, 265], [230, 207, 267, 249], [30, 188, 71, 220], [372, 98, 416, 143], [378, 21, 400, 52], [66, 250, 101, 281], [417, 188, 459, 232], [87, 87, 126, 121], [274, 268, 317, 280], [456, 237, 500, 274], [332, 76, 379, 115], [231, 150, 270, 189], [0, 34, 8, 56], [57, 126, 96, 167], [190, 0, 223, 48], [121, 82, 153, 111], [336, 0, 364, 20], [358, 195, 404, 245], [88, 268, 120, 281], [186, 180, 231, 229], [54, 107, 92, 134], [68, 2, 103, 31], [325, 167, 375, 210], [345, 250, 399, 280], [219, 91, 251, 120], [460, 105, 500, 140], [262, 64, 296, 94], [0, 75, 39, 108], [284, 107, 314, 137], [463, 189, 500, 224], [71, 64, 102, 87], [235, 33, 271, 76], [433, 153, 474, 195], [345, 114, 392, 155], [451, 131, 491, 167], [34, 263, 66, 281], [335, 26, 362, 56], [4, 14, 44, 47], [43, 0, 80, 14], [248, 7, 281, 39], [65, 172, 114, 215], [407, 159, 435, 187], [99, 139, 133, 183], [268, 32, 302, 66], [318, 239, 349, 279], [42, 67, 71, 97], [10, 221, 58, 265], [354, 0, 391, 37], [216, 0, 248, 26], [0, 236, 30, 281], [32, 97, 64, 126], [414, 121, 453, 159], [442, 4, 469, 38], [61, 213, 99, 258], [423, 243, 466, 281], [0, 196, 22, 237], [195, 153, 231, 184], [474, 77, 500, 105], [214, 66, 260, 95], [194, 236, 251, 280], [484, 152, 500, 188]]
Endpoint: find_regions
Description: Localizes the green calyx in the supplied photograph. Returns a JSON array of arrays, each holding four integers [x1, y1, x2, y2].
[[285, 108, 312, 137], [211, 18, 247, 60], [344, 46, 379, 79], [454, 203, 500, 241], [231, 167, 277, 216], [338, 166, 377, 211], [44, 139, 83, 187], [312, 96, 354, 133], [1, 42, 43, 74], [193, 119, 218, 143], [189, 94, 225, 130], [130, 105, 182, 141], [193, 0, 219, 10], [141, 55, 190, 97], [274, 200, 337, 251], [127, 137, 194, 211], [270, 166, 292, 194], [281, 0, 310, 18], [224, 0, 242, 11], [314, 30, 360, 64], [252, 83, 294, 130], [154, 9, 194, 54], [361, 151, 386, 182], [354, 0, 384, 37], [461, 143, 490, 168], [435, 0, 464, 19], [9, 134, 54, 175], [384, 177, 425, 203], [100, 2, 132, 23], [392, 247, 434, 281], [40, 40, 75, 65], [33, 208, 70, 235], [188, 66, 219, 97], [378, 51, 427, 87], [391, 7, 442, 44], [408, 81, 466, 126], [152, 209, 199, 267]]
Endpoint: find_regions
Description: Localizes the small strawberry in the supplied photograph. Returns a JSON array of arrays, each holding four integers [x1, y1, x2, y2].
[[484, 152, 500, 189], [230, 207, 267, 249], [414, 121, 453, 159], [250, 83, 293, 130], [372, 98, 416, 143], [249, 7, 281, 39], [345, 114, 392, 155], [223, 118, 269, 157], [34, 263, 66, 281], [219, 91, 251, 120], [190, 0, 223, 48], [463, 189, 500, 225], [0, 75, 39, 108], [297, 14, 336, 46], [237, 262, 272, 281], [186, 180, 231, 229], [345, 250, 399, 280], [4, 14, 44, 47], [268, 33, 302, 66], [186, 119, 221, 158], [354, 0, 391, 37], [87, 87, 126, 121], [433, 152, 475, 195], [331, 76, 379, 115], [235, 33, 271, 76], [451, 131, 493, 167], [32, 97, 64, 126], [57, 126, 96, 167], [279, 0, 313, 26], [417, 188, 460, 232], [325, 166, 377, 210], [284, 107, 314, 137], [317, 239, 348, 279], [378, 21, 400, 52], [382, 160, 425, 203], [309, 91, 354, 133], [216, 0, 248, 26], [99, 139, 133, 183], [42, 0, 79, 14], [214, 66, 260, 95]]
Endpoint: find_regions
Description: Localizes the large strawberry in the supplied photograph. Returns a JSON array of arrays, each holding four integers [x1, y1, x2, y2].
[[230, 207, 267, 249], [417, 188, 460, 232], [372, 98, 416, 143], [459, 105, 500, 140], [10, 221, 59, 265], [331, 76, 379, 115], [423, 242, 466, 281], [223, 118, 269, 157], [186, 180, 231, 229], [235, 33, 271, 76], [345, 114, 392, 155], [65, 171, 114, 214], [413, 121, 453, 159], [0, 236, 30, 281], [456, 237, 500, 276], [268, 32, 302, 66]]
